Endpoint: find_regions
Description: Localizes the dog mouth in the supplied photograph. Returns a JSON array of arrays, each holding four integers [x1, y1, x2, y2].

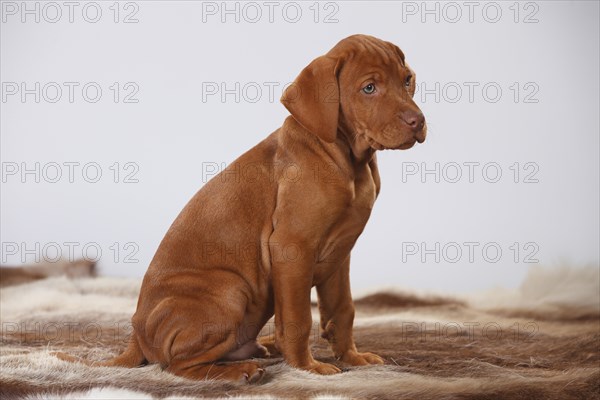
[[396, 139, 417, 150], [362, 134, 418, 151], [362, 134, 386, 151], [415, 128, 427, 144]]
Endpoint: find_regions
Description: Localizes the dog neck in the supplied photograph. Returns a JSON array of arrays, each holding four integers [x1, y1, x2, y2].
[[283, 116, 375, 170], [336, 122, 376, 165]]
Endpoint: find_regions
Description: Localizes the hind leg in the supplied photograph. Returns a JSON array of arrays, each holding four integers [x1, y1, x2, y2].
[[144, 294, 267, 383], [167, 360, 264, 383], [166, 331, 267, 382], [161, 327, 266, 383], [257, 333, 281, 357], [222, 340, 269, 361]]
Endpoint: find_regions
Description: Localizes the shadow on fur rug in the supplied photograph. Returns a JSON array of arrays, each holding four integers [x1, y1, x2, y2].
[[1, 266, 598, 399]]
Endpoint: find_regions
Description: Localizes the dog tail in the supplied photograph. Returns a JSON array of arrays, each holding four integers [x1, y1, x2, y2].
[[54, 334, 146, 368]]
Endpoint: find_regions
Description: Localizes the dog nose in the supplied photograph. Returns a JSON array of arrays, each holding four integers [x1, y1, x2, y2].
[[400, 111, 425, 132]]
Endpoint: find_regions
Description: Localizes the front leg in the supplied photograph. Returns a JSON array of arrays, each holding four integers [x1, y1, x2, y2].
[[271, 239, 341, 375], [316, 255, 384, 366]]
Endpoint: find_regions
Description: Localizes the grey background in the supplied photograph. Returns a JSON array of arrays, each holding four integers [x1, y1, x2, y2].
[[1, 1, 598, 293]]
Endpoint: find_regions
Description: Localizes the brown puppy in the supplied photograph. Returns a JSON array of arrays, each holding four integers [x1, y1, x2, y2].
[[84, 34, 426, 382]]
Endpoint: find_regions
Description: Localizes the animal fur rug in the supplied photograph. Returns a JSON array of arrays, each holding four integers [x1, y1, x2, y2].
[[1, 266, 598, 399]]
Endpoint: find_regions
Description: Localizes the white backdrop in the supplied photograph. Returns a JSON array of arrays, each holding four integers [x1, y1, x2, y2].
[[1, 1, 598, 293]]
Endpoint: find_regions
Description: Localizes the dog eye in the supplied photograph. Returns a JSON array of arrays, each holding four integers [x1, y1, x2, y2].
[[362, 83, 376, 94], [405, 75, 413, 87]]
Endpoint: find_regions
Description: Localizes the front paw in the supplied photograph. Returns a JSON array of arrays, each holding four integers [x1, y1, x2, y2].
[[341, 351, 384, 366]]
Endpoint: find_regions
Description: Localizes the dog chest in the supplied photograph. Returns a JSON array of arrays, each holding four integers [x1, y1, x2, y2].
[[315, 164, 377, 265]]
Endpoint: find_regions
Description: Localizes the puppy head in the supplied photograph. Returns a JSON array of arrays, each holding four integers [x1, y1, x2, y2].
[[281, 34, 427, 150]]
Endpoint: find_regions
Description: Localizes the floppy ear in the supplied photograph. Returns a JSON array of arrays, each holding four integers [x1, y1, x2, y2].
[[281, 56, 340, 143]]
